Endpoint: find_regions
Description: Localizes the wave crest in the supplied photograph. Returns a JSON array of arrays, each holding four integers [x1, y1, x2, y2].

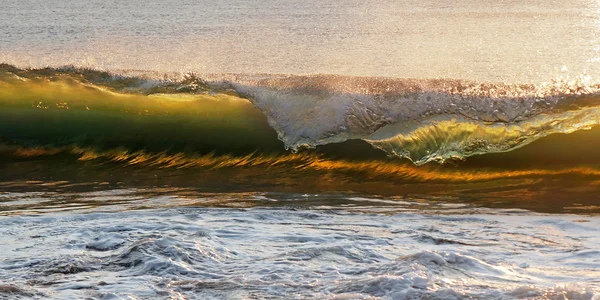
[[3, 64, 600, 165], [227, 74, 600, 164]]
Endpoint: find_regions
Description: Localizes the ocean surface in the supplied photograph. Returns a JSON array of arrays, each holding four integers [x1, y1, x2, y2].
[[1, 0, 600, 299]]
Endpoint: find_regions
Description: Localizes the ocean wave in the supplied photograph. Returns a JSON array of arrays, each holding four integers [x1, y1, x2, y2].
[[2, 64, 600, 165], [228, 73, 600, 164]]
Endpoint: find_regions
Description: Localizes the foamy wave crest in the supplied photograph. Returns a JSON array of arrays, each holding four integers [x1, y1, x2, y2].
[[224, 74, 600, 164]]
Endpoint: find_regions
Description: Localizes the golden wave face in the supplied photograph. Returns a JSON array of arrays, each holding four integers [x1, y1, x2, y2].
[[37, 146, 600, 181], [0, 70, 286, 156], [4, 64, 600, 166], [3, 64, 600, 213], [3, 144, 600, 214]]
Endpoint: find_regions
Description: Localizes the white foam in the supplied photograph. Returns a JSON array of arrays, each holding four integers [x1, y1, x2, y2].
[[226, 74, 600, 164]]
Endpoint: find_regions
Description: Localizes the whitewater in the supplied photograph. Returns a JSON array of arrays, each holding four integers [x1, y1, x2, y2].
[[1, 197, 599, 299]]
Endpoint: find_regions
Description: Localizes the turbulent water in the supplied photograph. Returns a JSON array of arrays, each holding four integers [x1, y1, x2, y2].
[[2, 0, 600, 299], [1, 200, 599, 299]]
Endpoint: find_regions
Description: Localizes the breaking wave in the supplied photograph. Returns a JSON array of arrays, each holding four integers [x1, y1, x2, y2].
[[2, 63, 600, 167], [226, 73, 600, 164]]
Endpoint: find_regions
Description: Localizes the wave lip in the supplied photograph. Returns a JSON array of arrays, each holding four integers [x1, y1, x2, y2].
[[226, 74, 600, 164]]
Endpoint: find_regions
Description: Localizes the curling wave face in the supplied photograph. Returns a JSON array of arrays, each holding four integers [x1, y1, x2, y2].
[[227, 73, 600, 164], [4, 64, 600, 212], [3, 64, 600, 165]]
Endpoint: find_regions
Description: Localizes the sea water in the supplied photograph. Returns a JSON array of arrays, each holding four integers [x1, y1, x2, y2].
[[1, 0, 600, 299]]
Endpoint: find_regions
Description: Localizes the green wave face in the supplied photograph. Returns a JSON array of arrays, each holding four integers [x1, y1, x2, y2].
[[0, 65, 283, 155], [3, 64, 600, 213], [3, 64, 600, 164]]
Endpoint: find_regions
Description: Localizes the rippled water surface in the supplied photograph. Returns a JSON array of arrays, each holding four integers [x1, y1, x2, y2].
[[2, 0, 600, 81], [0, 189, 598, 299]]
